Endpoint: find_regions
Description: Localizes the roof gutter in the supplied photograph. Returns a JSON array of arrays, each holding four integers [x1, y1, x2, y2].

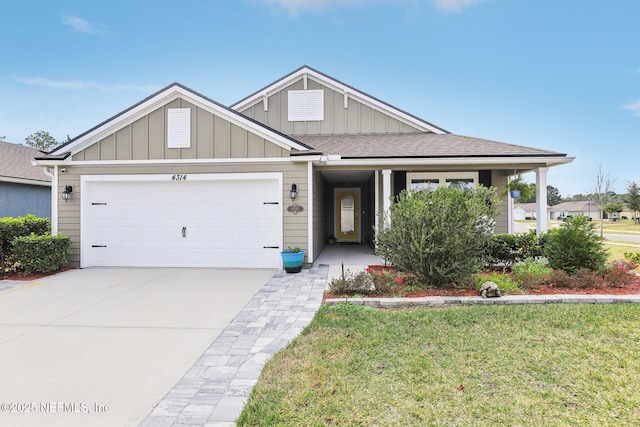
[[316, 156, 575, 168]]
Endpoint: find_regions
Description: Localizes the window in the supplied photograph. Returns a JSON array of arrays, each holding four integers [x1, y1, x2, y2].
[[167, 108, 191, 148], [288, 90, 324, 121], [407, 172, 478, 191]]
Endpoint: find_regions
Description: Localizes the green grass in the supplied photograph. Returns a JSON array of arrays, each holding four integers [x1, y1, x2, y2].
[[238, 304, 640, 426], [594, 220, 640, 235]]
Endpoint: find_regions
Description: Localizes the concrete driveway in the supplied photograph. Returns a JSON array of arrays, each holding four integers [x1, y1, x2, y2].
[[0, 268, 273, 427]]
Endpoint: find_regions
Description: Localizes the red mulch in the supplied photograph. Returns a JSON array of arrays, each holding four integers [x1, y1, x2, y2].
[[0, 266, 75, 281], [324, 271, 640, 300]]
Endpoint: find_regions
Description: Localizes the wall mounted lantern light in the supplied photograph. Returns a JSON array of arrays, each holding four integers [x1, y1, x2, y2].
[[62, 185, 73, 202], [290, 183, 297, 202]]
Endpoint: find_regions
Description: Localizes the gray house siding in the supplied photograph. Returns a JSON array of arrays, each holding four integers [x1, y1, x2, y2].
[[238, 78, 424, 136], [0, 182, 51, 218], [72, 97, 288, 162]]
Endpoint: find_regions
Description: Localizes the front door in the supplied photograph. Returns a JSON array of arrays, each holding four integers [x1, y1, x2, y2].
[[335, 188, 360, 242]]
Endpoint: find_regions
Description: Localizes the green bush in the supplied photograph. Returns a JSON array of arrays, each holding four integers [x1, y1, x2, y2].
[[486, 230, 546, 266], [9, 234, 71, 274], [328, 270, 374, 296], [624, 251, 640, 263], [544, 215, 608, 274], [0, 215, 51, 270], [375, 186, 500, 287], [511, 258, 552, 289]]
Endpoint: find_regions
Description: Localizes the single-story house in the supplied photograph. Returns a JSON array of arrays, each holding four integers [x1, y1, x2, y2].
[[513, 203, 539, 220], [549, 201, 602, 220], [0, 140, 51, 218], [34, 66, 573, 269]]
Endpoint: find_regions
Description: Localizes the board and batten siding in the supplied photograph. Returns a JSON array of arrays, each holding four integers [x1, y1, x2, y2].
[[72, 98, 288, 162], [239, 78, 423, 136], [493, 171, 509, 234], [57, 162, 309, 267]]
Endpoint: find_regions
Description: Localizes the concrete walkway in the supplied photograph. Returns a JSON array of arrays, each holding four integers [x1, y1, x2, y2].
[[139, 265, 328, 427]]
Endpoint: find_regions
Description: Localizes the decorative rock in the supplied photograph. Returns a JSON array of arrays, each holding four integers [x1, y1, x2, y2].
[[479, 281, 502, 298]]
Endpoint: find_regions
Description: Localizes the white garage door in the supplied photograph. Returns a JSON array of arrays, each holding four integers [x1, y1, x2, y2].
[[81, 174, 282, 268]]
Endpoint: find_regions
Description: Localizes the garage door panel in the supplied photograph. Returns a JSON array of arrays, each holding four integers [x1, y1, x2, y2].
[[82, 175, 282, 268]]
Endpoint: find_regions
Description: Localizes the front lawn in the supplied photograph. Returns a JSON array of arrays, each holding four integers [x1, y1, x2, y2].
[[238, 304, 640, 426]]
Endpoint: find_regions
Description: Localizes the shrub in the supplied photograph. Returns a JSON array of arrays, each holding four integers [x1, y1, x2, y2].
[[9, 234, 71, 274], [624, 252, 640, 264], [572, 267, 602, 289], [471, 272, 520, 295], [544, 215, 608, 274], [604, 261, 635, 288], [375, 186, 499, 287], [328, 270, 374, 296], [486, 231, 546, 266], [0, 215, 52, 270], [511, 258, 552, 289], [548, 269, 575, 288]]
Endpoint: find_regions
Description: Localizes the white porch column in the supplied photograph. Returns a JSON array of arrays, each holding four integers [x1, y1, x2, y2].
[[382, 170, 392, 224], [536, 167, 548, 234], [374, 170, 380, 232]]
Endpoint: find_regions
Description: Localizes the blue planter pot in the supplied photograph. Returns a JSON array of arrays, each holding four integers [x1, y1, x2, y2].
[[509, 189, 521, 198], [281, 250, 305, 273]]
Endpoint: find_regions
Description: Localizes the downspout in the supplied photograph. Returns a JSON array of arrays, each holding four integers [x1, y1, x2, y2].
[[43, 166, 58, 234]]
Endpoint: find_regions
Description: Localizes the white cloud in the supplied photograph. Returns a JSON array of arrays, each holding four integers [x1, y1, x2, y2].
[[11, 76, 160, 93], [624, 100, 640, 117], [62, 15, 110, 36], [433, 0, 487, 13]]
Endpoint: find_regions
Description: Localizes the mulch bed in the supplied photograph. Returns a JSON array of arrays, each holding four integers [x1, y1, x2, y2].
[[324, 270, 640, 300], [0, 266, 76, 281]]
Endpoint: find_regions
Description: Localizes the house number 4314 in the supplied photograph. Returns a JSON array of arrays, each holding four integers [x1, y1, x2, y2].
[[171, 174, 187, 181]]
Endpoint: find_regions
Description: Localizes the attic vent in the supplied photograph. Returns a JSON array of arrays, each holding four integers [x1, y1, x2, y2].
[[167, 108, 191, 148], [288, 90, 324, 122]]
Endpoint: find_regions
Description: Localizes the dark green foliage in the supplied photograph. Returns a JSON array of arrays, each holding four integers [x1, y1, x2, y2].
[[0, 215, 51, 270], [544, 215, 608, 273], [375, 186, 500, 287], [486, 230, 546, 266], [9, 234, 71, 274]]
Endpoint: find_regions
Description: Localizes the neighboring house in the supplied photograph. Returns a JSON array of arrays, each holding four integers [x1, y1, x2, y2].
[[0, 140, 51, 218], [34, 66, 573, 269], [549, 201, 601, 220], [513, 203, 538, 220]]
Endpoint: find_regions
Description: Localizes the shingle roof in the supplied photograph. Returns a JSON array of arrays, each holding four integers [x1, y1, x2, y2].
[[293, 133, 566, 158], [0, 140, 51, 183]]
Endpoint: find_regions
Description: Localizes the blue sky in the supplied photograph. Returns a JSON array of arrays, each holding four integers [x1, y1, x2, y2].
[[2, 0, 639, 197]]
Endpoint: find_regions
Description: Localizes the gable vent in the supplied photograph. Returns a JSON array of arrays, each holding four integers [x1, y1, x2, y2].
[[167, 108, 191, 148], [288, 90, 324, 122]]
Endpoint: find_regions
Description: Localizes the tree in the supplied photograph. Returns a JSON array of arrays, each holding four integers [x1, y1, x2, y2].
[[603, 201, 624, 219], [24, 131, 58, 151], [626, 181, 640, 224], [591, 163, 616, 237], [547, 185, 562, 206]]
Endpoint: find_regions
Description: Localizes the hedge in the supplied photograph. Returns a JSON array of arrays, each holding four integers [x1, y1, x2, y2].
[[486, 230, 546, 266], [0, 215, 51, 268], [9, 234, 71, 274]]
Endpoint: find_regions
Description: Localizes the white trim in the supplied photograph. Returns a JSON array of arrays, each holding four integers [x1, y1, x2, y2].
[[406, 171, 479, 191], [382, 169, 392, 225], [307, 162, 314, 262], [56, 157, 294, 167], [231, 67, 446, 134], [50, 85, 309, 157], [536, 167, 548, 234], [334, 187, 361, 242], [0, 176, 51, 186], [374, 170, 380, 233], [80, 172, 283, 268], [321, 156, 574, 168], [44, 166, 58, 234]]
